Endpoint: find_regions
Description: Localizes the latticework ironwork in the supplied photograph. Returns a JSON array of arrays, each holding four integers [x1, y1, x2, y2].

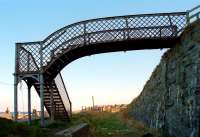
[[16, 12, 187, 74]]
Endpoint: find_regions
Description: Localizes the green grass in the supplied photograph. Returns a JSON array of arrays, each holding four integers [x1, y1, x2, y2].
[[89, 111, 163, 137], [46, 111, 163, 137], [72, 112, 131, 137], [0, 111, 163, 137], [0, 118, 51, 137]]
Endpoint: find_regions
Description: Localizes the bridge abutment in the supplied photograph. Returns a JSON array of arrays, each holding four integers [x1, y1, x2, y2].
[[130, 20, 200, 137]]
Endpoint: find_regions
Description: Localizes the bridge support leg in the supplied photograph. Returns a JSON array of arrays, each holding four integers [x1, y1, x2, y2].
[[50, 82, 55, 122], [27, 84, 31, 125], [40, 74, 45, 127], [14, 75, 18, 121]]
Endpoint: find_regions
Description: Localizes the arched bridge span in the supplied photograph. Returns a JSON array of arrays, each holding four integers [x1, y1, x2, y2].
[[14, 11, 191, 126], [17, 12, 186, 78]]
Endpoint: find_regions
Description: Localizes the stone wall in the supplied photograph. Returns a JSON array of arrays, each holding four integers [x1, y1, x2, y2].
[[130, 21, 200, 137]]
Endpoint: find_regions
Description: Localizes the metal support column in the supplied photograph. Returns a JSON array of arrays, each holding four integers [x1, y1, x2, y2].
[[14, 43, 19, 121], [27, 84, 31, 125], [14, 75, 18, 121], [50, 82, 54, 122], [40, 43, 45, 127], [40, 74, 44, 127]]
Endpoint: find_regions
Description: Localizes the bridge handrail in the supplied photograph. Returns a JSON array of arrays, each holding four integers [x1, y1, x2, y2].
[[42, 12, 186, 50], [16, 12, 187, 73], [54, 73, 72, 116], [52, 25, 178, 57], [187, 5, 200, 24], [39, 12, 187, 67]]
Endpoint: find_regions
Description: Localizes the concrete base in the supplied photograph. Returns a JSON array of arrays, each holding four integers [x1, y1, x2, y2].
[[55, 123, 89, 137]]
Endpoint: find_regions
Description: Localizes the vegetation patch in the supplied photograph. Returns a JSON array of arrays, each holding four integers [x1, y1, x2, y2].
[[0, 111, 163, 137], [0, 118, 50, 137], [49, 111, 163, 137]]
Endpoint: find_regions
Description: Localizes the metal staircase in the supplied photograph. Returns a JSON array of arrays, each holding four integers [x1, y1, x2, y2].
[[34, 73, 71, 119]]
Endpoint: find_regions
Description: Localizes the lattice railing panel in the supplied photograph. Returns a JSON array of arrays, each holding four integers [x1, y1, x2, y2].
[[42, 24, 84, 65], [170, 15, 186, 33], [128, 16, 169, 28], [87, 30, 125, 44], [18, 46, 39, 73], [86, 18, 126, 33], [19, 42, 41, 69], [19, 49, 29, 72]]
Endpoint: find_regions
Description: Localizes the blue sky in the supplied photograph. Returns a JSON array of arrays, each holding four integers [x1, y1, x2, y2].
[[0, 0, 199, 112]]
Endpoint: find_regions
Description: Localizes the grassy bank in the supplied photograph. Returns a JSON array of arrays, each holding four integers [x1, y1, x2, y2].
[[0, 112, 163, 137], [71, 111, 163, 137], [47, 111, 163, 137]]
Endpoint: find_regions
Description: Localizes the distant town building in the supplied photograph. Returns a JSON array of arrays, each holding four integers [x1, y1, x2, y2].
[[82, 104, 127, 113], [0, 107, 12, 119], [32, 108, 39, 119], [0, 107, 50, 121]]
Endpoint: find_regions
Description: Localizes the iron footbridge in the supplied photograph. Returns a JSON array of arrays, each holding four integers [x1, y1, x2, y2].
[[14, 5, 200, 126]]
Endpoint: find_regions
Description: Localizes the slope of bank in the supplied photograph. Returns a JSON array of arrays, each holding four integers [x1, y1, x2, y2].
[[73, 111, 163, 137], [0, 111, 163, 137], [52, 111, 163, 137], [128, 20, 200, 137]]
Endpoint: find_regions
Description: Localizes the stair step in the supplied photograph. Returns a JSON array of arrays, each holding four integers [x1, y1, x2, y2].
[[44, 102, 63, 105], [44, 98, 62, 101], [44, 92, 59, 95], [44, 94, 60, 97], [44, 99, 61, 101]]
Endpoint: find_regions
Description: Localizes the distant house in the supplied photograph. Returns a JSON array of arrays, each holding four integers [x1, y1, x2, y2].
[[0, 107, 12, 120], [82, 104, 127, 113]]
